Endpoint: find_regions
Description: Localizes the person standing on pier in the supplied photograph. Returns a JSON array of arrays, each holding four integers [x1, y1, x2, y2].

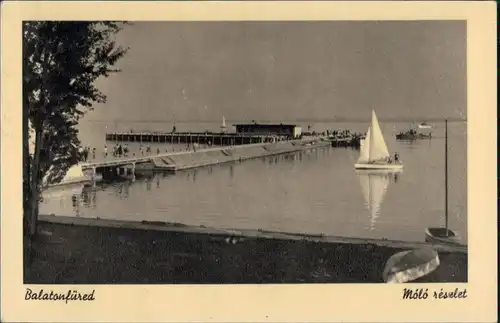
[[78, 146, 84, 161]]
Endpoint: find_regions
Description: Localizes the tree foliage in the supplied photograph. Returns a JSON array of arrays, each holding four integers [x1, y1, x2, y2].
[[23, 21, 128, 235]]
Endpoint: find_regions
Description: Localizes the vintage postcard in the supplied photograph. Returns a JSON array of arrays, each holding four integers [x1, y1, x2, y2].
[[1, 1, 497, 322]]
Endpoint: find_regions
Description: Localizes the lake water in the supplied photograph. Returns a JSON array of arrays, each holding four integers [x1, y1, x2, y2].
[[40, 120, 467, 243]]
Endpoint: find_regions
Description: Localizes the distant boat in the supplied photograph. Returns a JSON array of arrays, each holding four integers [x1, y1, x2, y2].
[[356, 169, 399, 231], [425, 119, 462, 245], [396, 130, 432, 140], [418, 122, 433, 129], [355, 110, 403, 170], [396, 121, 432, 140]]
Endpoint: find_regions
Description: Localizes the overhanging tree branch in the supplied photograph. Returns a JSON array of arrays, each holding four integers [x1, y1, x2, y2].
[[23, 21, 128, 236]]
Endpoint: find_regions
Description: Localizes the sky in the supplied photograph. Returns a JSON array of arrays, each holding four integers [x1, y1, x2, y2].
[[86, 21, 466, 123]]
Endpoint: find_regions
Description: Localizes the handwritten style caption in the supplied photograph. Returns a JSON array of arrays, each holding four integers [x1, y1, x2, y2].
[[402, 288, 467, 300], [25, 288, 95, 304]]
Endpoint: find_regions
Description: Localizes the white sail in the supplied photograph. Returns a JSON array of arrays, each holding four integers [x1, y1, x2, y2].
[[358, 171, 390, 231], [222, 116, 226, 128], [368, 110, 390, 162], [357, 126, 371, 163]]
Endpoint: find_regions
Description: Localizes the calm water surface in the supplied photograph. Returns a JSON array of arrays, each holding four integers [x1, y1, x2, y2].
[[40, 121, 467, 243]]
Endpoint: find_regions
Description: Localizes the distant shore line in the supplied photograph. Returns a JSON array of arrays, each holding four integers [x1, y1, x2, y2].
[[83, 118, 467, 124]]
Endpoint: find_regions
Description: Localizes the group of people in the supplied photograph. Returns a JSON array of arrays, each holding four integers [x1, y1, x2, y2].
[[79, 146, 95, 162], [386, 152, 400, 164], [109, 143, 130, 157], [78, 139, 220, 163], [326, 129, 365, 140]]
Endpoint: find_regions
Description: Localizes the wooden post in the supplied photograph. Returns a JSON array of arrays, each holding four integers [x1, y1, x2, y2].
[[445, 119, 448, 235]]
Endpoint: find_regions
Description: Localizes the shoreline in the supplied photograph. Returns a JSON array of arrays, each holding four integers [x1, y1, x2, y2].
[[38, 214, 467, 254], [25, 218, 468, 284]]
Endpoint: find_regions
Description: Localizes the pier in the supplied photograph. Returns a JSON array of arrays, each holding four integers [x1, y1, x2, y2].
[[106, 131, 288, 146], [81, 139, 331, 179]]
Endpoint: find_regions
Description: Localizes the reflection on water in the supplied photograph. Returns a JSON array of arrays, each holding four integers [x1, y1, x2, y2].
[[41, 122, 467, 243], [355, 170, 401, 231]]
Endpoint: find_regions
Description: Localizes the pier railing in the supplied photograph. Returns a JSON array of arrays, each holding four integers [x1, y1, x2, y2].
[[105, 131, 292, 145]]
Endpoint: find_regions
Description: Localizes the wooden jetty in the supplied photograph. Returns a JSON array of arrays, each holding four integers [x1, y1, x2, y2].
[[329, 136, 362, 148], [80, 140, 331, 180], [106, 131, 286, 146]]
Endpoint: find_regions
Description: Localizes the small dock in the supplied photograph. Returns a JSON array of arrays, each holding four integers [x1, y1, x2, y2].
[[106, 131, 287, 146], [330, 136, 361, 148]]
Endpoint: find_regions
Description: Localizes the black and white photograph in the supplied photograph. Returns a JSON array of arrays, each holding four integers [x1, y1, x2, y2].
[[1, 1, 496, 322], [23, 19, 468, 284]]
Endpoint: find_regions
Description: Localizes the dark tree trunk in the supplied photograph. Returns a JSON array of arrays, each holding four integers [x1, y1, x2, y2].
[[23, 111, 33, 237]]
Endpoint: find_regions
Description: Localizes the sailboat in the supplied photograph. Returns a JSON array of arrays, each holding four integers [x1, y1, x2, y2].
[[356, 170, 395, 231], [355, 110, 403, 170], [425, 119, 461, 245]]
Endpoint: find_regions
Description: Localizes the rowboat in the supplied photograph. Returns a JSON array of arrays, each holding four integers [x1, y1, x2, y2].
[[383, 248, 440, 283]]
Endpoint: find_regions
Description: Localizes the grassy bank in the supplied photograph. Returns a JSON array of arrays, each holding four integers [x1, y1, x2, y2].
[[25, 222, 467, 284]]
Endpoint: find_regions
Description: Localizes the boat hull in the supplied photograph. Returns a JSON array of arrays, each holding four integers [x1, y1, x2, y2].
[[425, 228, 462, 246], [396, 133, 432, 140], [355, 163, 404, 170], [383, 248, 440, 283], [355, 168, 403, 176]]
